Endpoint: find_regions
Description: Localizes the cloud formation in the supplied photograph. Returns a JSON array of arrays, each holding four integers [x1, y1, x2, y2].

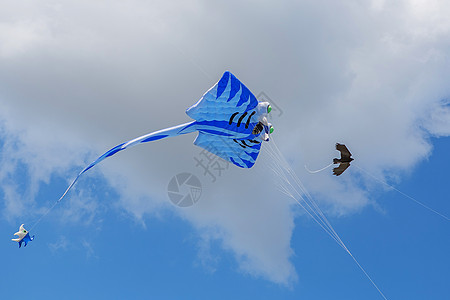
[[1, 0, 449, 285]]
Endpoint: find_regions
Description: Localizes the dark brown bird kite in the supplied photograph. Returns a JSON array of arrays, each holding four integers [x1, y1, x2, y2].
[[333, 143, 353, 176]]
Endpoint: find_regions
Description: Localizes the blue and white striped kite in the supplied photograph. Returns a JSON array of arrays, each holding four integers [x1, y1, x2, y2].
[[13, 71, 273, 246]]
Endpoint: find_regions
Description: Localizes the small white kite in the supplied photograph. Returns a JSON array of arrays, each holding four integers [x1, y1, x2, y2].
[[12, 224, 34, 248]]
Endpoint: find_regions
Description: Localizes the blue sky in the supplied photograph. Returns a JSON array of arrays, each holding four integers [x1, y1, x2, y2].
[[1, 0, 450, 299]]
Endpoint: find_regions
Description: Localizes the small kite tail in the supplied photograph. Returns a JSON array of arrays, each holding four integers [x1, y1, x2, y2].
[[304, 162, 334, 174], [60, 121, 198, 202]]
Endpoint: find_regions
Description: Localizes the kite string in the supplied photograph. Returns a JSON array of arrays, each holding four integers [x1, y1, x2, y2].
[[29, 172, 83, 231], [345, 248, 388, 300], [264, 143, 340, 244], [268, 139, 347, 247], [264, 153, 343, 246], [28, 201, 59, 232], [264, 138, 388, 300], [264, 142, 347, 249], [354, 164, 450, 222]]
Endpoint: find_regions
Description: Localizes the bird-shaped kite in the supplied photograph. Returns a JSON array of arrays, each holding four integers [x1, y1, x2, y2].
[[12, 224, 34, 248], [333, 143, 353, 176]]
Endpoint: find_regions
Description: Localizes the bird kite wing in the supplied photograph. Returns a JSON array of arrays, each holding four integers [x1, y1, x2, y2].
[[336, 143, 352, 159], [333, 162, 351, 176]]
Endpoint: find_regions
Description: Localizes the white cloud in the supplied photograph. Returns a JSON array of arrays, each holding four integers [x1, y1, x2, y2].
[[82, 239, 97, 259], [0, 0, 450, 285], [48, 235, 69, 253]]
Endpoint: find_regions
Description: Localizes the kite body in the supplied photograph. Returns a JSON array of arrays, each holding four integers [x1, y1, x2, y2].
[[57, 71, 273, 203], [333, 143, 353, 176], [187, 71, 273, 168], [77, 71, 272, 176], [12, 224, 34, 248]]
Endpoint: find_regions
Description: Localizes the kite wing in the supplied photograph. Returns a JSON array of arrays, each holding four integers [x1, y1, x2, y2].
[[333, 162, 351, 176], [19, 233, 34, 248], [186, 71, 259, 122], [336, 143, 352, 159], [194, 132, 261, 168]]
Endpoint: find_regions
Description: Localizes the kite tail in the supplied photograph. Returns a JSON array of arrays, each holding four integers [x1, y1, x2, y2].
[[304, 163, 334, 174], [30, 121, 197, 230], [60, 121, 197, 202]]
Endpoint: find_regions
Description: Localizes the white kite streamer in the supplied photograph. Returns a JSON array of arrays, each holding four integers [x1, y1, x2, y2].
[[304, 163, 334, 174]]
